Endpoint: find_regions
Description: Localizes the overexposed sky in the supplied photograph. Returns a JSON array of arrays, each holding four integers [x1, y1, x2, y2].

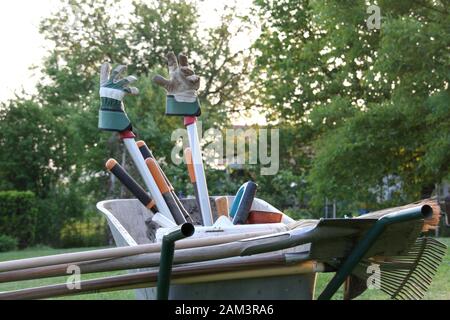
[[0, 0, 56, 101], [0, 0, 255, 102]]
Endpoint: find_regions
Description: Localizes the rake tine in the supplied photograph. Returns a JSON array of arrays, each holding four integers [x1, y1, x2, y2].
[[410, 273, 432, 286], [411, 273, 433, 285], [398, 287, 421, 300], [403, 278, 428, 293], [379, 277, 402, 287]]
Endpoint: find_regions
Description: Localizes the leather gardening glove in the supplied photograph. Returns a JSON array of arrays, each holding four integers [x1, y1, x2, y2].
[[98, 63, 139, 132], [153, 52, 200, 103]]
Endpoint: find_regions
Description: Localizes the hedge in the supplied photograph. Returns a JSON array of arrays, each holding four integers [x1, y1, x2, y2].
[[0, 191, 38, 248], [0, 234, 18, 252]]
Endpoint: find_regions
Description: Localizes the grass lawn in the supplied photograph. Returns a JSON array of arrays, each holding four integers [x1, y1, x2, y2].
[[0, 246, 134, 300], [1, 238, 449, 300]]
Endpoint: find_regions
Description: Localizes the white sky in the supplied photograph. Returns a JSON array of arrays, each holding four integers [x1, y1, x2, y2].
[[0, 0, 255, 103]]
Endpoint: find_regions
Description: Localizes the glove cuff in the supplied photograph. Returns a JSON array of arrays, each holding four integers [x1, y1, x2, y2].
[[165, 95, 201, 117], [98, 108, 132, 132]]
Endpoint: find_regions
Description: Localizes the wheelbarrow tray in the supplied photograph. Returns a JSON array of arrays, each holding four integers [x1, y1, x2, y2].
[[97, 197, 317, 300]]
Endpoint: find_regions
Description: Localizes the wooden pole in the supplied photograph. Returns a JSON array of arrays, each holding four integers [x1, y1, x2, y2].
[[0, 229, 282, 274], [0, 258, 324, 300], [0, 229, 284, 282]]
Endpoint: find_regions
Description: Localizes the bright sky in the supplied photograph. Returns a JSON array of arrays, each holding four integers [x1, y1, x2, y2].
[[0, 0, 255, 103]]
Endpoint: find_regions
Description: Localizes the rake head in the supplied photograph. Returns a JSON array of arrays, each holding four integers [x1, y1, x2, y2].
[[351, 237, 447, 300]]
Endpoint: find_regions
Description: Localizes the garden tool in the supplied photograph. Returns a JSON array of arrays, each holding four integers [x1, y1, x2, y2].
[[105, 159, 176, 229], [229, 183, 245, 218], [153, 52, 213, 226], [215, 196, 230, 218], [184, 147, 202, 214], [98, 63, 173, 222], [146, 158, 192, 225], [136, 141, 194, 224], [317, 204, 439, 300], [345, 237, 447, 300], [232, 181, 258, 224], [105, 159, 156, 212]]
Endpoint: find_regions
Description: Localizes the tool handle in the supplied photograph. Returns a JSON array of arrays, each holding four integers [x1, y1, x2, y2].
[[230, 184, 245, 218], [106, 159, 155, 210], [137, 141, 174, 190], [184, 147, 196, 183], [215, 196, 230, 218], [136, 140, 154, 159], [145, 158, 170, 193], [138, 141, 193, 224], [232, 181, 258, 225], [146, 158, 187, 225]]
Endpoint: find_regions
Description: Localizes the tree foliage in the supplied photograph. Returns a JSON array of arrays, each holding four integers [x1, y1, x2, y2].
[[252, 0, 450, 212]]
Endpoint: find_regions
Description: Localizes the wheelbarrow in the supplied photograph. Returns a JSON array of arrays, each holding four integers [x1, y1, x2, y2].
[[97, 196, 317, 300]]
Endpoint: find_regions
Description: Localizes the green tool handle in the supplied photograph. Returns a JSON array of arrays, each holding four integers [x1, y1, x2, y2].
[[157, 223, 195, 300], [318, 204, 432, 300]]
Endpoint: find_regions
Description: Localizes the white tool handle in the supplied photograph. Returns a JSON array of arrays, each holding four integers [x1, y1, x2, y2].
[[186, 123, 213, 226]]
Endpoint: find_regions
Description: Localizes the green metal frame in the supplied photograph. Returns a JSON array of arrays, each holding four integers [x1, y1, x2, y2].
[[318, 205, 432, 300], [156, 223, 195, 300]]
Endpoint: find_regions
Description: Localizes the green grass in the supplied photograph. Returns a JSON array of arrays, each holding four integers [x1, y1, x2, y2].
[[1, 238, 449, 300], [0, 246, 134, 300]]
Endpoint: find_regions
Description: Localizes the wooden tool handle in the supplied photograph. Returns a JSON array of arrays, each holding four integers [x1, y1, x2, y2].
[[105, 159, 155, 210], [215, 196, 230, 218], [184, 148, 196, 183]]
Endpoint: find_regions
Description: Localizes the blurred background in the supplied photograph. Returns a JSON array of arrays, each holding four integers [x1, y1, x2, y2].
[[0, 0, 448, 250]]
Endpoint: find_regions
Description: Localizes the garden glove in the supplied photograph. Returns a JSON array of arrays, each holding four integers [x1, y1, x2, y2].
[[153, 52, 201, 116], [98, 63, 139, 132]]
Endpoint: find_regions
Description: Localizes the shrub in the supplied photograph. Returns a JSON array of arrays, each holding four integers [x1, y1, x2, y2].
[[34, 187, 87, 247], [0, 191, 38, 248], [0, 234, 18, 252], [59, 217, 109, 248]]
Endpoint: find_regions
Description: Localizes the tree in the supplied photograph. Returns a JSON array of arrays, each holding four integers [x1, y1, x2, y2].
[[35, 0, 254, 199], [252, 0, 450, 213], [0, 100, 70, 197]]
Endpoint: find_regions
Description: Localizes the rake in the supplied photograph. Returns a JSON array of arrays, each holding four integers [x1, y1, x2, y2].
[[350, 237, 447, 300]]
